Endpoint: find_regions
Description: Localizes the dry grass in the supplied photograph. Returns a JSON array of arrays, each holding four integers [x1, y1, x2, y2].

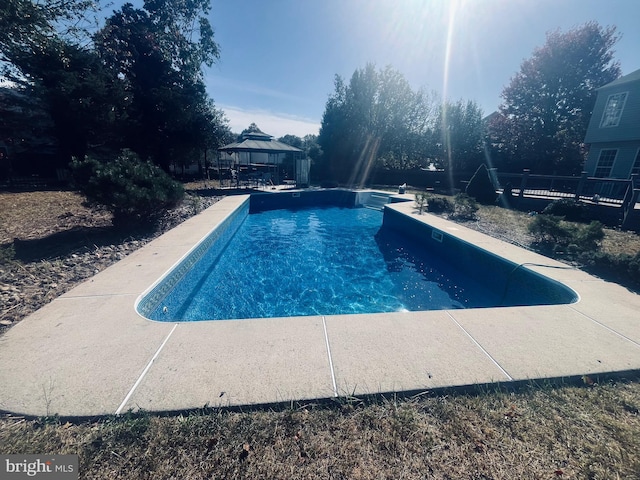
[[474, 204, 640, 257], [601, 227, 640, 257], [415, 195, 640, 259], [1, 381, 639, 479], [0, 191, 111, 244], [0, 189, 219, 328], [471, 205, 536, 248], [2, 188, 640, 478]]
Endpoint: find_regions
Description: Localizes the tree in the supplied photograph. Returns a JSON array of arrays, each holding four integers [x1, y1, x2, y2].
[[0, 87, 56, 163], [375, 68, 437, 171], [278, 134, 303, 149], [1, 0, 122, 167], [0, 0, 96, 70], [2, 0, 225, 173], [317, 75, 350, 181], [435, 99, 484, 173], [302, 134, 322, 163], [21, 42, 126, 164], [489, 22, 621, 174], [94, 0, 222, 171], [318, 64, 437, 185]]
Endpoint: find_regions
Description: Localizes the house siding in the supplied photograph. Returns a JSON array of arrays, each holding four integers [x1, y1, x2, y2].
[[583, 69, 640, 178], [584, 82, 640, 144], [584, 141, 640, 178]]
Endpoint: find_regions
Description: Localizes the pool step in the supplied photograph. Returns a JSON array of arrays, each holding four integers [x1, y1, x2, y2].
[[363, 193, 391, 211]]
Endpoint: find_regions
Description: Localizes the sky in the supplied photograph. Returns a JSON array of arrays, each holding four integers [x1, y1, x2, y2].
[[204, 0, 640, 139]]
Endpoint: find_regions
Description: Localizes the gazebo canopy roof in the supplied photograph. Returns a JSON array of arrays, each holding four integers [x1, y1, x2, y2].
[[219, 131, 303, 154]]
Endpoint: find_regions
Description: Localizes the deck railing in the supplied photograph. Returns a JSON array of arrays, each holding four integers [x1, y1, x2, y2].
[[493, 169, 640, 230], [495, 170, 635, 206]]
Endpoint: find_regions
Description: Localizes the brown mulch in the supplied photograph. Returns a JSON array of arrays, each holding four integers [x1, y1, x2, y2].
[[0, 189, 220, 331]]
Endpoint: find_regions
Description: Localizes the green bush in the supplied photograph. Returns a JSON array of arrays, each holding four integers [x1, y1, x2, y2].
[[452, 193, 478, 220], [542, 198, 587, 222], [427, 196, 454, 214], [71, 150, 184, 228], [573, 221, 605, 251], [579, 250, 640, 291], [465, 164, 497, 205], [528, 214, 571, 244], [528, 214, 604, 253], [414, 193, 455, 215]]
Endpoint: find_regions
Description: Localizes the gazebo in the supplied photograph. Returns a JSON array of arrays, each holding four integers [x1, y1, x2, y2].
[[217, 130, 309, 188]]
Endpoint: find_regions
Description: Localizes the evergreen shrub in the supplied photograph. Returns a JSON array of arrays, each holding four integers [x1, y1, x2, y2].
[[542, 198, 587, 222], [528, 214, 570, 244], [452, 193, 478, 220], [579, 250, 640, 291], [573, 221, 605, 250], [427, 196, 454, 214], [71, 150, 184, 228], [528, 214, 604, 252], [465, 164, 497, 204]]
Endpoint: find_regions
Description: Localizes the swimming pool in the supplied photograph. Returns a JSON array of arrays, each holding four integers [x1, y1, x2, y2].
[[137, 190, 577, 322]]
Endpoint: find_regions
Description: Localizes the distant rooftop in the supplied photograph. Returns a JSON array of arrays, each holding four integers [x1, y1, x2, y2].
[[219, 130, 303, 154], [240, 131, 273, 141]]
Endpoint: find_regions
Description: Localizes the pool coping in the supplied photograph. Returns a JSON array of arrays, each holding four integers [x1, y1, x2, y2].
[[1, 192, 640, 417]]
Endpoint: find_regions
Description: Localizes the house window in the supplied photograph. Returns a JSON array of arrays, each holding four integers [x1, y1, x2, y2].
[[599, 92, 627, 128], [631, 149, 640, 177], [594, 149, 617, 178]]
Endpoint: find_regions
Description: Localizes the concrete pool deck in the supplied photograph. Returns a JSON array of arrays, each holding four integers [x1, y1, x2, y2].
[[1, 194, 640, 417]]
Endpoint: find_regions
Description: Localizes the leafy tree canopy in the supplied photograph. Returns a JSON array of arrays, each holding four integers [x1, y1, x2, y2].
[[435, 99, 484, 172], [0, 0, 97, 71], [92, 0, 224, 170], [488, 22, 621, 174], [278, 135, 303, 149], [318, 64, 441, 185], [0, 87, 55, 159], [1, 0, 228, 173], [317, 64, 484, 185]]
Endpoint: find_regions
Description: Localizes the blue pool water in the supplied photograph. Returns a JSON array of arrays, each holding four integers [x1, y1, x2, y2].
[[148, 206, 521, 321]]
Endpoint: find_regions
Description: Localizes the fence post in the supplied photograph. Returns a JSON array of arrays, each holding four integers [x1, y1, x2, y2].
[[622, 188, 640, 230], [621, 174, 639, 230], [622, 176, 634, 209], [575, 171, 588, 201], [518, 169, 530, 199]]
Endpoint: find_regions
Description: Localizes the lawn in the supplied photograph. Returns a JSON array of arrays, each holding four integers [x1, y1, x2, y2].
[[1, 187, 639, 479]]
